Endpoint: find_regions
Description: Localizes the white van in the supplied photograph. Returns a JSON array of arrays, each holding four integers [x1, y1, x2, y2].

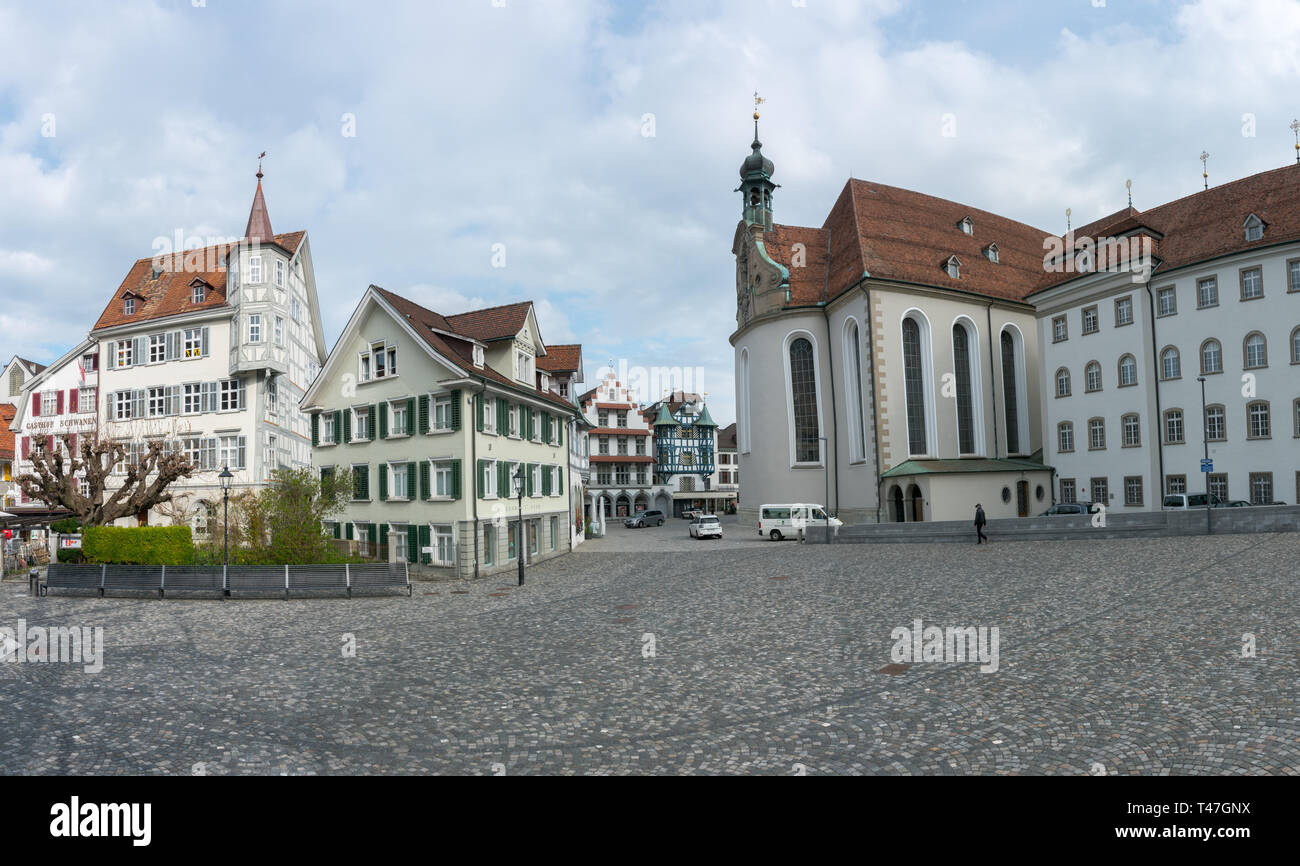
[[758, 504, 842, 541]]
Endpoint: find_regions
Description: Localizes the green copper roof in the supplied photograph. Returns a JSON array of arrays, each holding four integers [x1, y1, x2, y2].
[[695, 404, 717, 427], [880, 457, 1052, 479], [652, 404, 674, 426]]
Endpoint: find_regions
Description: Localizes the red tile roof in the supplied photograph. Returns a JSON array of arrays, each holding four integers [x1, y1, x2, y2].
[[371, 287, 576, 414], [717, 422, 737, 449], [0, 403, 15, 460], [537, 343, 581, 373], [92, 232, 306, 331], [444, 301, 533, 343], [764, 164, 1300, 306]]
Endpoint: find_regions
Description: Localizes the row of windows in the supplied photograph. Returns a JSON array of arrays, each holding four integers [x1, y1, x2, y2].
[[1054, 328, 1300, 397], [106, 379, 244, 420], [596, 435, 647, 456], [329, 516, 560, 567], [1056, 400, 1299, 452], [107, 328, 210, 369], [593, 465, 652, 486], [1061, 472, 1292, 507], [1051, 265, 1300, 342], [342, 458, 564, 503]]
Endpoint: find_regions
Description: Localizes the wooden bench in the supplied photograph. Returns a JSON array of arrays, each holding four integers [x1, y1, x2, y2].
[[347, 563, 411, 597]]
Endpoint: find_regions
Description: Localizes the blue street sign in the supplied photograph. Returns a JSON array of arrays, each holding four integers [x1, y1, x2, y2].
[[1200, 459, 1213, 472]]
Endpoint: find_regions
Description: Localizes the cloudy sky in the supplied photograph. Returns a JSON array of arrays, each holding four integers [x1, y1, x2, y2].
[[2, 0, 1298, 424]]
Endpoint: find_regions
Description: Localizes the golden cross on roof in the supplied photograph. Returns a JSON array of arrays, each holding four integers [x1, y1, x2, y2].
[[753, 92, 764, 121]]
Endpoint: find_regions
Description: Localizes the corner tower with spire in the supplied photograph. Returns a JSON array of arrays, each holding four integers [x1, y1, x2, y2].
[[738, 94, 777, 231]]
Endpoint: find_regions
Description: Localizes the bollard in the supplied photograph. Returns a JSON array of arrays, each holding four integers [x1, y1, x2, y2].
[[28, 568, 40, 598]]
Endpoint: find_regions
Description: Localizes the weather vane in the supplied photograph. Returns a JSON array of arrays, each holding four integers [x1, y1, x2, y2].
[[257, 150, 267, 178], [1291, 119, 1299, 164], [1200, 150, 1209, 190], [1126, 178, 1132, 208]]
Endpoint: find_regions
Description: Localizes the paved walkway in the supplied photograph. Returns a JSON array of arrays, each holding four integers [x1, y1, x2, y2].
[[1, 532, 1296, 774]]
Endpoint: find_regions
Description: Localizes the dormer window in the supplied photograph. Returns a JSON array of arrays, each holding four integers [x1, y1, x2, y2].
[[958, 217, 973, 235], [540, 372, 550, 391], [1243, 213, 1265, 242], [472, 345, 484, 368], [192, 283, 206, 304], [984, 243, 999, 263], [123, 297, 135, 315], [515, 349, 533, 383], [360, 341, 397, 382], [945, 256, 961, 279]]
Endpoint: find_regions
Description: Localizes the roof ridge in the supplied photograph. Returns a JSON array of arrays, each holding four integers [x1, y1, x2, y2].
[[1138, 162, 1300, 219], [445, 299, 534, 319]]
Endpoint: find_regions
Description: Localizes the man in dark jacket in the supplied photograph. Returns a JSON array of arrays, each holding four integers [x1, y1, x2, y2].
[[975, 504, 988, 544]]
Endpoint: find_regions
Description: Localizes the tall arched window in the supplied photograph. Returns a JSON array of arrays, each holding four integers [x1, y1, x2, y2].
[[1200, 339, 1222, 375], [1055, 367, 1071, 397], [1243, 332, 1267, 369], [1160, 346, 1181, 380], [1291, 326, 1300, 364], [952, 322, 976, 454], [788, 337, 821, 463], [1000, 329, 1022, 453], [738, 348, 751, 453], [902, 317, 928, 455], [844, 320, 867, 462], [1118, 354, 1138, 386], [1085, 361, 1102, 392]]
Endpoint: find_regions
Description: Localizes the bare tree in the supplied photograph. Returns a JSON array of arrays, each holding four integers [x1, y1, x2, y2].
[[16, 434, 194, 526]]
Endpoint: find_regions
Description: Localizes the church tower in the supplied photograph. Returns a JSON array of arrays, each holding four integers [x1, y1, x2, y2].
[[737, 101, 777, 231]]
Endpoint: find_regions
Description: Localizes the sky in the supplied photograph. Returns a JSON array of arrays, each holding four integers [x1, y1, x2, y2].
[[2, 0, 1299, 427]]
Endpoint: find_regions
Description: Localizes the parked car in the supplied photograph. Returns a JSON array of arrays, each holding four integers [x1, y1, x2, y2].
[[1161, 493, 1226, 510], [688, 514, 723, 539], [681, 509, 703, 521], [1223, 500, 1253, 508], [758, 503, 842, 541], [1040, 502, 1093, 516], [624, 510, 665, 528]]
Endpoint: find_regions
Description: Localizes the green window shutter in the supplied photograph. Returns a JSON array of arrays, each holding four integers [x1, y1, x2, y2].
[[451, 459, 462, 499], [556, 465, 563, 490], [407, 462, 416, 496], [379, 403, 388, 439], [542, 465, 552, 496], [475, 395, 484, 432], [378, 463, 388, 501], [345, 522, 354, 540], [407, 528, 419, 563], [497, 399, 507, 433], [369, 404, 379, 439], [418, 395, 430, 434], [379, 524, 388, 548], [500, 462, 510, 498], [420, 461, 431, 500], [407, 399, 416, 436], [526, 463, 535, 496], [367, 523, 377, 547], [558, 420, 564, 447], [333, 522, 341, 539], [450, 389, 462, 430], [343, 409, 352, 442], [545, 413, 552, 443], [311, 413, 319, 446], [477, 459, 486, 498], [418, 524, 431, 564]]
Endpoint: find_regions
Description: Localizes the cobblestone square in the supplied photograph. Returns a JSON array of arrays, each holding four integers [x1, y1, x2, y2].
[[2, 526, 1296, 775]]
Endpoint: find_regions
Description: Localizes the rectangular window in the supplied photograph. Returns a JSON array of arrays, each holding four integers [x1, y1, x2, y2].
[[510, 404, 520, 437], [1114, 296, 1133, 326], [615, 465, 629, 485], [1249, 472, 1273, 505], [115, 391, 133, 420], [78, 387, 95, 413], [352, 465, 369, 501], [322, 413, 335, 445], [1289, 259, 1300, 293], [550, 516, 558, 551], [355, 407, 371, 440], [148, 386, 166, 417], [274, 316, 284, 346], [42, 391, 58, 416], [116, 341, 133, 368], [1123, 414, 1141, 447], [291, 297, 303, 322], [1089, 477, 1109, 505], [433, 396, 452, 430], [617, 437, 628, 456], [1088, 418, 1106, 450], [218, 435, 245, 470], [275, 259, 285, 288], [1164, 410, 1183, 444], [1208, 473, 1228, 501], [183, 328, 203, 358], [1061, 478, 1076, 504], [1240, 267, 1263, 300], [123, 297, 135, 316], [219, 378, 243, 411], [598, 410, 609, 427], [1124, 476, 1143, 507], [248, 314, 262, 343], [1052, 316, 1067, 342], [515, 351, 531, 382], [183, 383, 202, 414], [617, 411, 628, 428], [598, 436, 609, 455], [1196, 276, 1218, 308], [149, 334, 166, 363], [508, 523, 518, 560], [1157, 286, 1176, 316], [482, 525, 495, 566], [1248, 402, 1270, 438], [249, 255, 263, 283], [431, 525, 454, 566], [527, 519, 538, 556], [1081, 306, 1098, 335], [1166, 475, 1187, 496], [483, 397, 496, 433], [390, 463, 409, 499], [434, 462, 453, 497], [391, 401, 408, 435]]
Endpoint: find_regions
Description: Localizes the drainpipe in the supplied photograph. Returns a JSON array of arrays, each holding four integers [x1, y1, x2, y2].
[[858, 283, 885, 524], [986, 301, 1000, 459], [1143, 280, 1163, 507], [819, 228, 840, 517], [471, 377, 488, 580]]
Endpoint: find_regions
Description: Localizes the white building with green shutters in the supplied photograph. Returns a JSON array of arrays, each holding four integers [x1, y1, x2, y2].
[[302, 285, 580, 579]]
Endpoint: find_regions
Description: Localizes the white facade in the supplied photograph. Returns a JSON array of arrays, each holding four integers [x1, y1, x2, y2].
[[9, 340, 101, 507], [1035, 241, 1300, 508]]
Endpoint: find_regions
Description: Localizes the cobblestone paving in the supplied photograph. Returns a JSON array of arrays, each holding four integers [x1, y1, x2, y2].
[[1, 532, 1296, 775]]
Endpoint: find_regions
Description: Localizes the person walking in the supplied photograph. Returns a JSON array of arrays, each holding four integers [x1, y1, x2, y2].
[[974, 503, 989, 544]]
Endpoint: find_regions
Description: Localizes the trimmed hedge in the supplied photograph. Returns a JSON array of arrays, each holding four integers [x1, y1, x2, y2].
[[82, 526, 195, 565]]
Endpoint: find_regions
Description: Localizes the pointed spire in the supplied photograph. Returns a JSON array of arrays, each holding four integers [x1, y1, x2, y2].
[[695, 404, 717, 427], [244, 153, 274, 244], [652, 404, 674, 426]]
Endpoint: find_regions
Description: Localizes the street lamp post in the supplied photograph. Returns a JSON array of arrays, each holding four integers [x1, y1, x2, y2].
[[513, 465, 526, 586], [818, 436, 830, 543], [218, 465, 233, 595], [1197, 376, 1211, 534]]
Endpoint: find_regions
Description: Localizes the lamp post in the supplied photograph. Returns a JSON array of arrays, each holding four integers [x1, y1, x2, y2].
[[218, 465, 234, 566], [513, 465, 526, 586], [818, 436, 830, 543], [1197, 376, 1211, 533]]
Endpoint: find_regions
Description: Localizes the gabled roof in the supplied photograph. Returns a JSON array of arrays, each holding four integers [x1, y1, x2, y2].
[[363, 287, 576, 414], [537, 343, 582, 374], [444, 301, 534, 343], [92, 232, 306, 331], [717, 422, 738, 449]]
